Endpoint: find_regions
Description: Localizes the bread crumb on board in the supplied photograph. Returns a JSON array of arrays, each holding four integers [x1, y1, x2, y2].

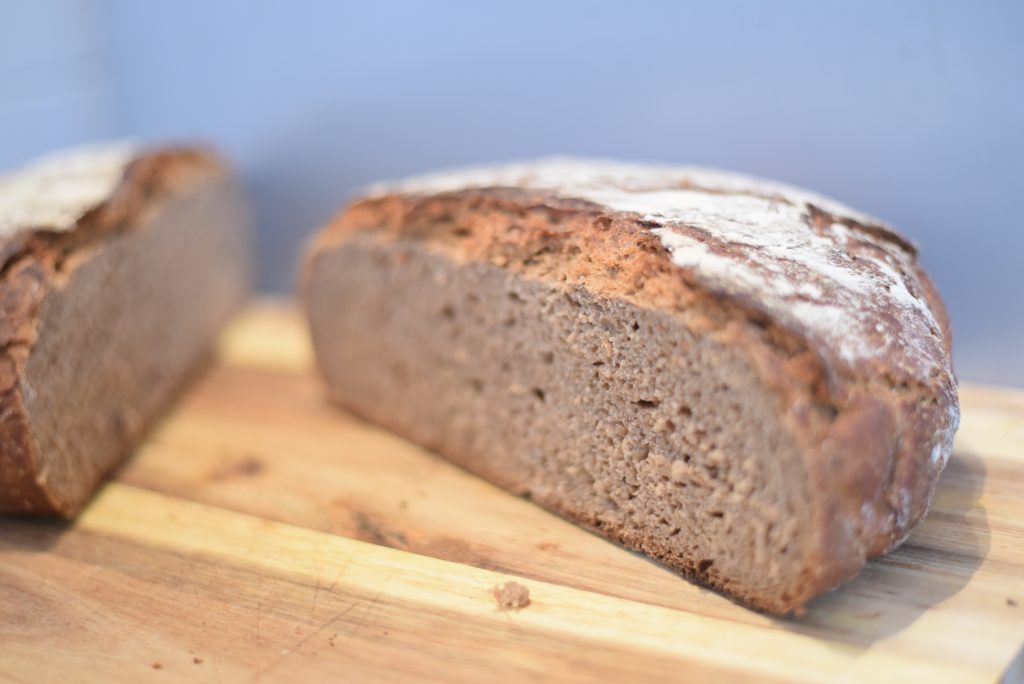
[[492, 581, 531, 610]]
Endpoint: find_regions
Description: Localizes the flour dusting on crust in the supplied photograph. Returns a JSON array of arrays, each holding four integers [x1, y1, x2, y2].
[[370, 158, 951, 388], [0, 141, 136, 238]]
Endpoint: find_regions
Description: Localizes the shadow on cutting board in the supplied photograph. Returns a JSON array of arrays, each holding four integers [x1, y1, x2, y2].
[[785, 449, 990, 647], [0, 515, 71, 553]]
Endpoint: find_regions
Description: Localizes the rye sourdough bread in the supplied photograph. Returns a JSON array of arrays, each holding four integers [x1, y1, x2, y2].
[[0, 142, 250, 516], [304, 158, 959, 614]]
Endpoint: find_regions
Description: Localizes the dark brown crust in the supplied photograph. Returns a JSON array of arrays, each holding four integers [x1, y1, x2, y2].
[[308, 186, 958, 612], [0, 147, 226, 515]]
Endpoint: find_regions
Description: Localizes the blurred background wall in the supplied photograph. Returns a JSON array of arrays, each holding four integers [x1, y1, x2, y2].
[[1, 0, 1022, 386]]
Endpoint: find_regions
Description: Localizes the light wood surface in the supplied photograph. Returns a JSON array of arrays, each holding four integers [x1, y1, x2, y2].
[[2, 301, 1022, 683]]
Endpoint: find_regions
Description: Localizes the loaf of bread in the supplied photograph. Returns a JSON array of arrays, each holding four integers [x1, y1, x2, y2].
[[304, 158, 958, 613], [0, 143, 250, 516]]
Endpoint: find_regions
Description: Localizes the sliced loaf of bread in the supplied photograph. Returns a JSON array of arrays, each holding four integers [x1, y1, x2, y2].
[[0, 143, 251, 516], [304, 159, 958, 613]]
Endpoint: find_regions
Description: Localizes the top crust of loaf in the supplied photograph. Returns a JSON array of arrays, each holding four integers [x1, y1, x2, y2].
[[316, 158, 960, 595], [0, 143, 229, 515], [0, 142, 138, 238], [0, 142, 226, 269], [367, 159, 950, 393]]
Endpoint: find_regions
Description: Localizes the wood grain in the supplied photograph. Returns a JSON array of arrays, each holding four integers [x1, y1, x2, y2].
[[1, 300, 1022, 683]]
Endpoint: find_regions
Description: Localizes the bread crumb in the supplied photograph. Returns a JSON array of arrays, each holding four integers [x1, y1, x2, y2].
[[492, 581, 531, 610], [209, 454, 265, 482]]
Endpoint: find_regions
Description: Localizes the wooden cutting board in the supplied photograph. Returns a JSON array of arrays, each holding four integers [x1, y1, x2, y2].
[[1, 301, 1022, 683]]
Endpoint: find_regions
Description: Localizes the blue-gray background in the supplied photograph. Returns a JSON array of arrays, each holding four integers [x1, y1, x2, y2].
[[2, 1, 1022, 386]]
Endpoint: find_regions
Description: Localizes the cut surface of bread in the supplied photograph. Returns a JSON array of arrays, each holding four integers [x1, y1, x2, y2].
[[304, 159, 958, 613], [0, 143, 250, 516]]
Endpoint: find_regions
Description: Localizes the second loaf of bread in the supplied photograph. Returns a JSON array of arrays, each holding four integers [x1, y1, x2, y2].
[[0, 143, 250, 516]]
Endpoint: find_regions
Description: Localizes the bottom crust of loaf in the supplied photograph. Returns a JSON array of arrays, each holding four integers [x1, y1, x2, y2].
[[305, 234, 855, 613], [0, 175, 249, 516]]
